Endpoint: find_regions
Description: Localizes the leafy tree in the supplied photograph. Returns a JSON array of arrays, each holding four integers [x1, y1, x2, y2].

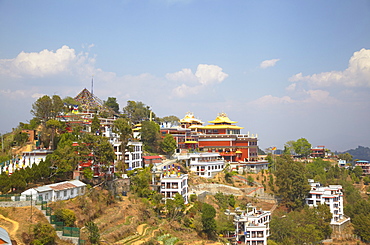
[[113, 118, 133, 165], [31, 95, 53, 123], [54, 209, 76, 227], [85, 221, 100, 244], [160, 134, 177, 157], [122, 101, 156, 123], [0, 173, 11, 194], [270, 206, 332, 244], [46, 119, 63, 150], [161, 115, 180, 126], [247, 175, 254, 186], [91, 115, 100, 135], [216, 212, 234, 236], [9, 170, 27, 193], [31, 95, 64, 123], [104, 97, 120, 114], [165, 193, 185, 220], [201, 203, 217, 237], [51, 95, 64, 118], [13, 132, 29, 146], [130, 168, 152, 197], [283, 140, 295, 155], [275, 155, 310, 210], [352, 166, 363, 178], [337, 152, 353, 163], [141, 121, 161, 153], [292, 138, 311, 157], [31, 222, 57, 245]]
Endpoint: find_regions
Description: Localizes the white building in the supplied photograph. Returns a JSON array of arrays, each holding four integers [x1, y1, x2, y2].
[[13, 180, 86, 202], [160, 170, 189, 204], [176, 152, 225, 178], [231, 205, 271, 245], [105, 127, 143, 170], [151, 160, 189, 204], [306, 179, 350, 225]]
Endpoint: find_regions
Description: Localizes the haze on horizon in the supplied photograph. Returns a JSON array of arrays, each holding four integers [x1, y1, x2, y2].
[[0, 0, 369, 152]]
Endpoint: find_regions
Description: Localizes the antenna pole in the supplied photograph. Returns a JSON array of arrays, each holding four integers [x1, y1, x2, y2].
[[91, 75, 94, 95]]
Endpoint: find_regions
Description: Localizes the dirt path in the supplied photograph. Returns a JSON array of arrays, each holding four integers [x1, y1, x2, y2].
[[0, 214, 21, 244]]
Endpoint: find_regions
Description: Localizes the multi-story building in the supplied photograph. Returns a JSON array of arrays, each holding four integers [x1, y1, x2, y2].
[[196, 113, 259, 162], [104, 126, 143, 170], [176, 152, 225, 178], [310, 146, 326, 158], [151, 160, 189, 204], [306, 179, 350, 225], [231, 206, 271, 245], [160, 169, 189, 204], [355, 160, 370, 175]]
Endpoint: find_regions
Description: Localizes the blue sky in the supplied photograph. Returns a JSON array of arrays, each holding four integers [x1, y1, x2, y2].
[[1, 0, 370, 152]]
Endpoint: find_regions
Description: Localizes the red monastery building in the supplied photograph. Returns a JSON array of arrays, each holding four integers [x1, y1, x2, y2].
[[197, 113, 258, 162]]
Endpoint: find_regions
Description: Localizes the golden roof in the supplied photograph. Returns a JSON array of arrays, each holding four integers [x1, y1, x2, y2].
[[180, 112, 204, 124], [201, 124, 243, 130], [208, 112, 238, 124]]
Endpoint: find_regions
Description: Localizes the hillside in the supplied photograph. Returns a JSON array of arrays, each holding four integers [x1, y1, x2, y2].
[[345, 145, 370, 161]]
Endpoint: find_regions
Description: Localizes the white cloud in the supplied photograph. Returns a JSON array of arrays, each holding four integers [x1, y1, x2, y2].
[[165, 68, 197, 83], [289, 48, 370, 87], [250, 95, 295, 107], [195, 64, 228, 85], [303, 89, 339, 104], [260, 59, 280, 69], [0, 45, 95, 78], [286, 83, 296, 91], [167, 64, 228, 97]]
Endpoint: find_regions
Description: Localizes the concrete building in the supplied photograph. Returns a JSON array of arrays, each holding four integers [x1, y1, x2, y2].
[[151, 160, 189, 204], [230, 205, 271, 245], [13, 180, 86, 202], [306, 179, 350, 226], [176, 152, 225, 178], [355, 160, 370, 175]]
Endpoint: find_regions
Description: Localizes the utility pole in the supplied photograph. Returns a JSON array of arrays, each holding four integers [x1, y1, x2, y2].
[[1, 133, 3, 152]]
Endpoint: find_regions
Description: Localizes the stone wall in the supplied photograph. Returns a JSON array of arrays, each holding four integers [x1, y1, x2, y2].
[[0, 200, 36, 207]]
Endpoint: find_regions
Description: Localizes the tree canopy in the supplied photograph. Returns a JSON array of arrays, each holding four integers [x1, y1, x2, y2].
[[275, 155, 310, 210], [104, 97, 120, 114]]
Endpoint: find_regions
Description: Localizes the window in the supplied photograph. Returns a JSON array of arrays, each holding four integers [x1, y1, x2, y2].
[[64, 190, 67, 197], [71, 189, 74, 195]]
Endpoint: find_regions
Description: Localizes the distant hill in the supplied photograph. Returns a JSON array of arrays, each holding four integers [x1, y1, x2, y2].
[[345, 146, 370, 161]]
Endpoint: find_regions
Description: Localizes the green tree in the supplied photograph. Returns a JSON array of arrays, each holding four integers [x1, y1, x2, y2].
[[13, 132, 29, 146], [104, 97, 120, 114], [31, 222, 57, 245], [337, 152, 353, 163], [85, 221, 100, 244], [165, 193, 185, 220], [160, 134, 177, 157], [54, 209, 76, 227], [51, 95, 64, 118], [31, 95, 64, 123], [122, 101, 158, 123], [216, 212, 234, 236], [247, 175, 254, 186], [283, 140, 295, 155], [161, 115, 180, 126], [91, 114, 100, 135], [201, 203, 217, 237], [46, 119, 63, 150], [130, 168, 151, 197], [141, 121, 161, 153], [113, 118, 133, 165], [275, 155, 310, 210], [292, 138, 312, 158]]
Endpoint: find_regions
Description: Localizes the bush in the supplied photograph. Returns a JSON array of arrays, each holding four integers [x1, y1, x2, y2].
[[54, 208, 76, 227]]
